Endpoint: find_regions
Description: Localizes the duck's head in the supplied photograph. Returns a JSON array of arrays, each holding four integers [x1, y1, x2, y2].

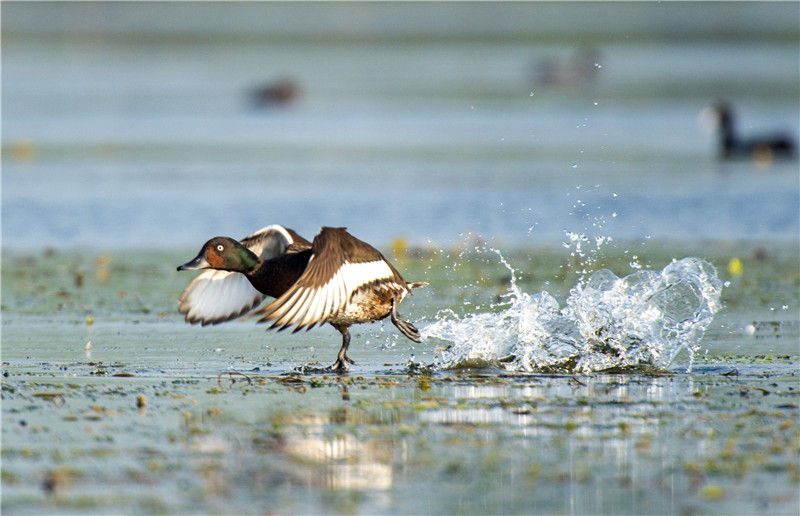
[[177, 237, 259, 273]]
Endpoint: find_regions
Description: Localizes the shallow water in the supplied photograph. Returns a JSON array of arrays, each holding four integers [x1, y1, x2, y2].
[[2, 4, 799, 249], [2, 244, 798, 514], [425, 255, 723, 373]]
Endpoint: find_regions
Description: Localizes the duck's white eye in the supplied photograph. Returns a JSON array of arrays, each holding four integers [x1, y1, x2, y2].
[[216, 244, 224, 252]]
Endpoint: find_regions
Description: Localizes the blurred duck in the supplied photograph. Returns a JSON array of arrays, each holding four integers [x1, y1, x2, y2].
[[711, 102, 796, 161], [534, 47, 601, 87], [177, 225, 426, 371], [250, 78, 301, 107]]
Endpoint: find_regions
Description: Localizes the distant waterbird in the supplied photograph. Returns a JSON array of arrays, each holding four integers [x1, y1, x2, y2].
[[532, 47, 601, 88], [177, 225, 426, 371], [703, 102, 797, 165], [249, 78, 301, 108]]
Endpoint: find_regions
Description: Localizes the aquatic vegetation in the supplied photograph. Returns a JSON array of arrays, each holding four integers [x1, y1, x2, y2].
[[3, 367, 798, 514], [1, 245, 797, 514]]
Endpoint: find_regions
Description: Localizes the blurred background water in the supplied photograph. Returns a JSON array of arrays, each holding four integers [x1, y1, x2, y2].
[[2, 2, 798, 249]]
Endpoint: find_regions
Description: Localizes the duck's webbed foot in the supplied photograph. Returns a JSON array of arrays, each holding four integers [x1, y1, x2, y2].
[[330, 358, 351, 372], [391, 295, 421, 343], [330, 353, 355, 372]]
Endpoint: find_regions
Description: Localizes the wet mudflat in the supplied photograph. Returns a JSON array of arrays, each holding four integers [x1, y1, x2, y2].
[[2, 244, 798, 514]]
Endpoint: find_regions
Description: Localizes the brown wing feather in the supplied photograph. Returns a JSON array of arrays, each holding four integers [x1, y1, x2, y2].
[[240, 225, 309, 259], [255, 227, 408, 330], [284, 228, 312, 251]]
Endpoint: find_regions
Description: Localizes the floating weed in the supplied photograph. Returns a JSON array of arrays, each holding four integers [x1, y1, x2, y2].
[[2, 245, 798, 514], [32, 393, 65, 405], [1, 468, 19, 485], [699, 484, 725, 500]]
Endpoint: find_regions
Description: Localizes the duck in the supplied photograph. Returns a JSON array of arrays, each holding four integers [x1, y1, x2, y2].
[[177, 225, 426, 371], [712, 102, 796, 161], [250, 78, 301, 108], [533, 47, 601, 88]]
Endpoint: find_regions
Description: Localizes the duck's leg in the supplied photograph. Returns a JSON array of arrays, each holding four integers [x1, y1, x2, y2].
[[390, 294, 421, 343], [330, 324, 355, 372]]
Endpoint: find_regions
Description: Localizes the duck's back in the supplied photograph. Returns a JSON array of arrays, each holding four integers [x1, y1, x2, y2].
[[248, 248, 313, 299]]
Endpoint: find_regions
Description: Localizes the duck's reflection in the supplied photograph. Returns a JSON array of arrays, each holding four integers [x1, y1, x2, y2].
[[268, 376, 687, 494], [276, 409, 393, 491]]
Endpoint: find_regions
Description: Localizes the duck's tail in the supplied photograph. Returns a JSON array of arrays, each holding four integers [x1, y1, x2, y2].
[[407, 281, 428, 290]]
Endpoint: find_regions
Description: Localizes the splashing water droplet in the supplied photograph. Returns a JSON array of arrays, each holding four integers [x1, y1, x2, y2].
[[423, 255, 722, 373]]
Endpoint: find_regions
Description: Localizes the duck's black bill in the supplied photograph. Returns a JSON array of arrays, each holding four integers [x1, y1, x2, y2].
[[177, 255, 210, 271]]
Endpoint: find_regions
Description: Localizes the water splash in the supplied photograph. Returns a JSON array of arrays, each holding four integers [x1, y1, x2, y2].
[[423, 255, 722, 373]]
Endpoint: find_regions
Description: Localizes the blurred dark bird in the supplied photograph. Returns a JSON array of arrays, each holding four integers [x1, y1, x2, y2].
[[250, 78, 301, 108], [533, 48, 601, 87], [711, 102, 796, 162], [177, 225, 426, 371]]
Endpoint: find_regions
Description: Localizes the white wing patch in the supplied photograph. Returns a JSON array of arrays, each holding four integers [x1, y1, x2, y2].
[[263, 259, 400, 331], [179, 269, 266, 325]]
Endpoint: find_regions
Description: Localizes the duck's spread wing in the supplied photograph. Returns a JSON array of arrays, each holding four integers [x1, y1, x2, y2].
[[179, 269, 266, 326], [240, 225, 311, 260], [256, 227, 406, 332], [178, 225, 307, 325]]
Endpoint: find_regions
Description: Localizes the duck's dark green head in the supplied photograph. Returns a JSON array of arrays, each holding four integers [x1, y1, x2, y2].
[[177, 237, 260, 273]]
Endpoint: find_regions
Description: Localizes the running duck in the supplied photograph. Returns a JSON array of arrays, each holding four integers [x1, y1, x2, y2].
[[177, 225, 426, 371]]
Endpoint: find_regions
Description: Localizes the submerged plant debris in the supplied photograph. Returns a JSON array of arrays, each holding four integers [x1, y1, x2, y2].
[[1, 244, 799, 514]]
